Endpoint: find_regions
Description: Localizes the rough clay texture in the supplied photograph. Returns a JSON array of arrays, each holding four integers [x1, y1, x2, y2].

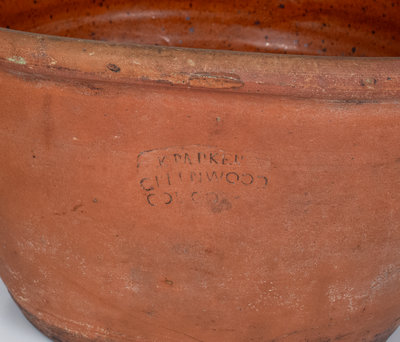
[[0, 1, 400, 341]]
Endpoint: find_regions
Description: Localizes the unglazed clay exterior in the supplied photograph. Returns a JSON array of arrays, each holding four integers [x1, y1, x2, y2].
[[0, 1, 400, 341]]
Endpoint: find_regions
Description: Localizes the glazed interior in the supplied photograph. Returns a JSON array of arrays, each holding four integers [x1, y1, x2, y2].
[[0, 0, 399, 57]]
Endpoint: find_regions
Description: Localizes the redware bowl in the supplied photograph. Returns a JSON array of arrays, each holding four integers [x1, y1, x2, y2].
[[0, 0, 400, 341]]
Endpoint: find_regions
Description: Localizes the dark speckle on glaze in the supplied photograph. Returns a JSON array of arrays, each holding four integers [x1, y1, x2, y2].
[[0, 0, 399, 56]]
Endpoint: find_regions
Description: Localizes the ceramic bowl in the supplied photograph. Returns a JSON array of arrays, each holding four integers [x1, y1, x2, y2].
[[0, 1, 400, 341]]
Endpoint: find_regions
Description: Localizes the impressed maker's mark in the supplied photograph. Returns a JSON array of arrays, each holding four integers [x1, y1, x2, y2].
[[137, 145, 270, 208]]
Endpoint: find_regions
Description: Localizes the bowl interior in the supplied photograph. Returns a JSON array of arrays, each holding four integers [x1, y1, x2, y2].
[[1, 0, 399, 56]]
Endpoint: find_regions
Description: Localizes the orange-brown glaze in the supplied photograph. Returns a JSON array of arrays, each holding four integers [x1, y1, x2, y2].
[[0, 0, 400, 56]]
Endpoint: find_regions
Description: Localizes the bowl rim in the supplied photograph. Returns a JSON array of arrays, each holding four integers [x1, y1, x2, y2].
[[1, 28, 400, 101]]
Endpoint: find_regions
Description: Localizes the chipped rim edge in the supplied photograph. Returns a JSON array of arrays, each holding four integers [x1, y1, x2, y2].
[[0, 28, 400, 101]]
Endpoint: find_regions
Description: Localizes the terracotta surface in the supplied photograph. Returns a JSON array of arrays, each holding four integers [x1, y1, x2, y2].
[[0, 1, 400, 341]]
